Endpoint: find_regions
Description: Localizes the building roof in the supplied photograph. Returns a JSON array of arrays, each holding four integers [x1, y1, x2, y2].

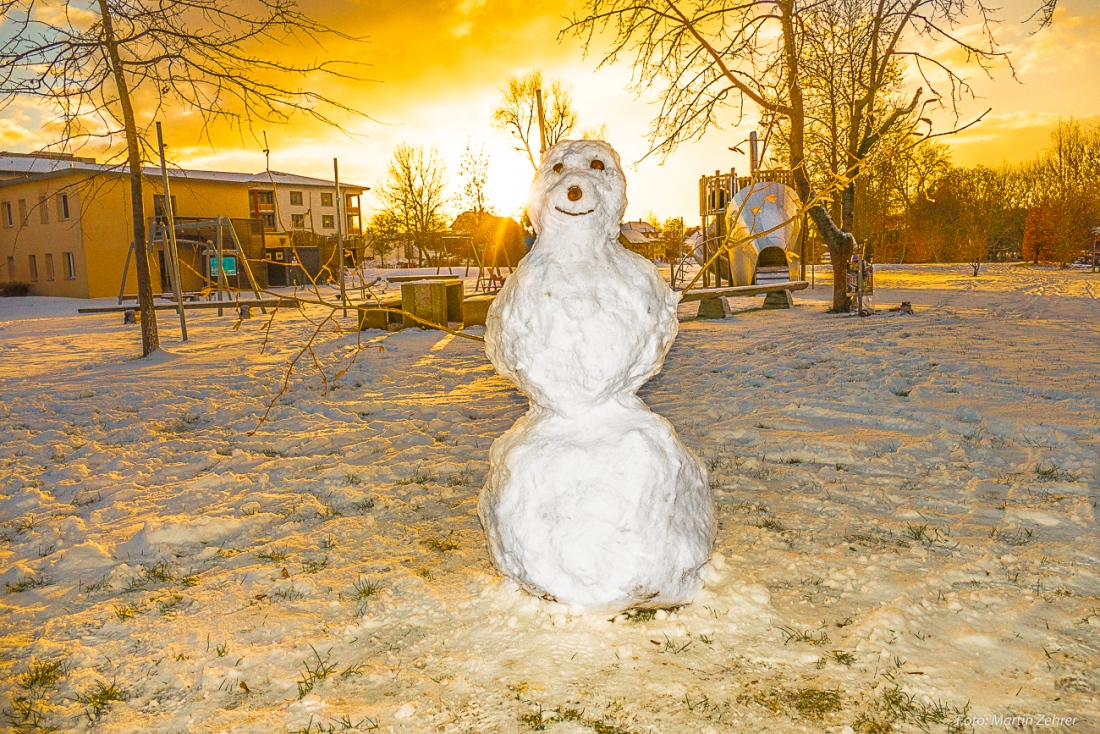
[[619, 221, 661, 245], [0, 154, 367, 191]]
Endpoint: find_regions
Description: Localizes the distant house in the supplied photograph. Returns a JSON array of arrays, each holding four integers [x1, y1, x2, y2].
[[619, 220, 663, 260], [0, 151, 367, 297]]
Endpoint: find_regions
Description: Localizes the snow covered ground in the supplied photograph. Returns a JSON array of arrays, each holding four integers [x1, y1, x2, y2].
[[1, 263, 1097, 733]]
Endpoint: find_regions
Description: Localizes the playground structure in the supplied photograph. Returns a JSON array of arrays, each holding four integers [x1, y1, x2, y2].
[[697, 168, 805, 288]]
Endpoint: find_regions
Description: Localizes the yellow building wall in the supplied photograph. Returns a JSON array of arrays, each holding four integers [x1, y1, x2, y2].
[[2, 171, 259, 298], [0, 176, 90, 298]]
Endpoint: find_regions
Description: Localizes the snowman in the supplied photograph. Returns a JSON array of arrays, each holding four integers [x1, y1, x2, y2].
[[479, 140, 714, 613]]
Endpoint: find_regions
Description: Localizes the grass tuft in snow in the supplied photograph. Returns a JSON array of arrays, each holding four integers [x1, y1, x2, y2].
[[77, 680, 127, 723], [626, 608, 658, 623], [290, 713, 379, 733], [256, 546, 290, 563], [1033, 461, 1080, 483], [303, 556, 329, 574], [296, 645, 337, 700], [113, 602, 142, 621], [827, 650, 856, 666], [353, 576, 382, 600], [5, 574, 51, 594], [738, 686, 842, 720], [759, 518, 787, 533], [421, 532, 459, 552], [853, 685, 970, 734], [3, 696, 57, 734], [903, 523, 957, 549], [395, 470, 436, 486], [18, 661, 68, 690], [444, 470, 473, 487], [519, 704, 636, 734], [352, 497, 376, 513], [778, 626, 830, 646]]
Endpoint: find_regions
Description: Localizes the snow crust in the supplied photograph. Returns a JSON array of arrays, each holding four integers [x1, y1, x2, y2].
[[0, 263, 1098, 732], [482, 140, 714, 611]]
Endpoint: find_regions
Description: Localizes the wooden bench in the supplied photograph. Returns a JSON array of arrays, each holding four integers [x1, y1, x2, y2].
[[677, 281, 809, 318], [357, 293, 403, 330], [385, 274, 462, 283]]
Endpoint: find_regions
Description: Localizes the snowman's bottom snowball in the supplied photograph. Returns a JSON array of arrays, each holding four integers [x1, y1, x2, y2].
[[478, 399, 714, 613]]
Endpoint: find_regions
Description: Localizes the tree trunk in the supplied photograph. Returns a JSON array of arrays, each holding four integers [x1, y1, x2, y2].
[[97, 0, 158, 356], [779, 0, 851, 312]]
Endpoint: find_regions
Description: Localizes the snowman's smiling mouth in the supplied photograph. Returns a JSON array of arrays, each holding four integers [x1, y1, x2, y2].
[[555, 206, 595, 216]]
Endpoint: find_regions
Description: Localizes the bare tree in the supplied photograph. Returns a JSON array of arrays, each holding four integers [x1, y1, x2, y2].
[[492, 71, 578, 170], [0, 0, 365, 356], [1022, 118, 1100, 264], [458, 142, 492, 216], [566, 0, 1033, 310], [374, 144, 450, 267], [366, 210, 402, 266]]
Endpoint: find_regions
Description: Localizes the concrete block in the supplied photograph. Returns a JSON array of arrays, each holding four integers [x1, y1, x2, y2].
[[462, 295, 494, 327], [696, 296, 730, 319], [762, 290, 794, 309], [402, 280, 450, 329]]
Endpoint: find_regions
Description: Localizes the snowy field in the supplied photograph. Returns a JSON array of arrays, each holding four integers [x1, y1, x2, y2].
[[1, 263, 1097, 733]]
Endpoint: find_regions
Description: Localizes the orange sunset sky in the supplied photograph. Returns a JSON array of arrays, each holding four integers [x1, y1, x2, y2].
[[2, 0, 1098, 224]]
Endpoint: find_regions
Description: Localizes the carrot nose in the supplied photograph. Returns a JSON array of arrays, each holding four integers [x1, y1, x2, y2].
[[567, 186, 583, 202]]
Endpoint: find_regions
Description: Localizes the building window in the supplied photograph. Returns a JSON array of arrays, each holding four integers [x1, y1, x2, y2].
[[28, 254, 38, 281], [291, 213, 306, 229], [261, 213, 276, 229], [17, 199, 27, 225], [258, 190, 274, 205], [6, 256, 14, 281], [2, 202, 11, 227], [289, 191, 303, 206], [39, 196, 48, 224], [321, 214, 335, 229], [64, 252, 76, 279], [45, 253, 55, 280], [320, 192, 333, 207], [58, 193, 70, 220]]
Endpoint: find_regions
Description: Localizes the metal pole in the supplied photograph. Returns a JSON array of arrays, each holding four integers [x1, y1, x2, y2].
[[156, 122, 188, 341], [535, 88, 548, 157], [215, 216, 227, 316], [333, 158, 347, 317]]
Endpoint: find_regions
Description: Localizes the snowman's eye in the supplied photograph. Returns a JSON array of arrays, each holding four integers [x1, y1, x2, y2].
[[552, 163, 563, 173], [590, 159, 604, 170]]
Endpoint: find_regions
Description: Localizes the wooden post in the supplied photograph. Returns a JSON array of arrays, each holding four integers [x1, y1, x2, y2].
[[536, 88, 548, 157], [117, 241, 134, 304], [155, 122, 188, 341], [215, 217, 228, 316], [334, 158, 347, 317]]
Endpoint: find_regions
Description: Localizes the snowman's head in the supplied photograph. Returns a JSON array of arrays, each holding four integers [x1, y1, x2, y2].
[[529, 140, 627, 240]]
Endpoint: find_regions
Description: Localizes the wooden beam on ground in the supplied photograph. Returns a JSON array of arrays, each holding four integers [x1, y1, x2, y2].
[[677, 280, 808, 302], [79, 299, 291, 314]]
